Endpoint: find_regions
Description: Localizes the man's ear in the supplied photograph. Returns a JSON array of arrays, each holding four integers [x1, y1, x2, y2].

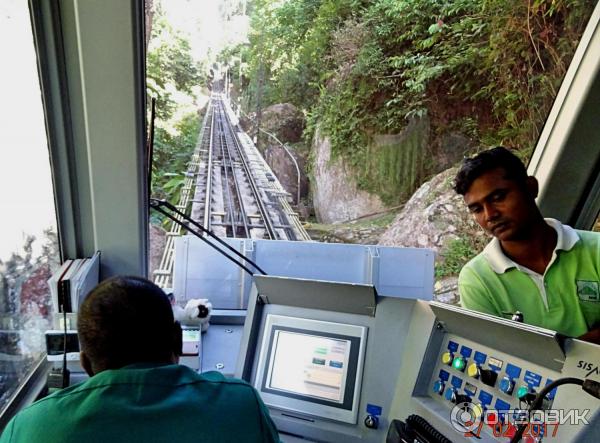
[[172, 321, 183, 359], [525, 176, 539, 199], [80, 351, 94, 377]]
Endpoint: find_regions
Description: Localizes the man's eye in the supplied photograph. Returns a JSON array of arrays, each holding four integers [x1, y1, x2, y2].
[[490, 191, 507, 202], [469, 206, 482, 214]]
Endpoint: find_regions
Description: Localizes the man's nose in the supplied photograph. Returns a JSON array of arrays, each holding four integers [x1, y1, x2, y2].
[[483, 203, 500, 221]]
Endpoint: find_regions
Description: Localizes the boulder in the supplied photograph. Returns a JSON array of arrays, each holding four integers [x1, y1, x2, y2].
[[242, 103, 310, 203], [312, 130, 386, 223], [149, 224, 167, 279], [378, 166, 490, 303], [260, 103, 304, 144]]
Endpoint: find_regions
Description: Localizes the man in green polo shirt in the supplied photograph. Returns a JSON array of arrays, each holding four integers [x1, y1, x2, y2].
[[0, 276, 280, 443], [454, 147, 600, 343]]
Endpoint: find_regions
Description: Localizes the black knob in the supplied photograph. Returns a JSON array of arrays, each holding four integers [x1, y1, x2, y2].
[[454, 394, 472, 404], [364, 414, 379, 429], [480, 369, 498, 387]]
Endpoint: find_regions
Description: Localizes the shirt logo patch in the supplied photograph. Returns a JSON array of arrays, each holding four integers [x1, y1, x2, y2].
[[576, 280, 600, 302]]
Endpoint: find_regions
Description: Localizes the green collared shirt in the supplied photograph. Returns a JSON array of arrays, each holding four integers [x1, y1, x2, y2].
[[0, 363, 280, 443], [459, 219, 600, 337]]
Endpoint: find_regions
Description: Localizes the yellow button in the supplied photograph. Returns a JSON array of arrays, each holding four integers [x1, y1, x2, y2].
[[441, 352, 453, 365], [467, 363, 480, 378], [472, 403, 484, 419]]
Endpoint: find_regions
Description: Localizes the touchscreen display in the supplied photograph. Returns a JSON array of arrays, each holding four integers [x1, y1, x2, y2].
[[267, 330, 351, 403]]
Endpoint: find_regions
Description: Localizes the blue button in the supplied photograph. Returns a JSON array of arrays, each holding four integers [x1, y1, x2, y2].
[[478, 390, 493, 406], [506, 364, 522, 380], [474, 351, 487, 365], [439, 369, 450, 381], [451, 376, 463, 389], [499, 377, 514, 395], [366, 404, 383, 416], [445, 387, 456, 402], [494, 399, 511, 422], [545, 379, 558, 400], [495, 398, 511, 410], [460, 346, 473, 358], [433, 380, 445, 395], [524, 370, 542, 388], [448, 341, 459, 352]]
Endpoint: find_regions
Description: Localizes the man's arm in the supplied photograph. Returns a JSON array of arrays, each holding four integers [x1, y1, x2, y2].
[[578, 327, 600, 344], [578, 322, 600, 345], [0, 415, 15, 443], [252, 390, 281, 443]]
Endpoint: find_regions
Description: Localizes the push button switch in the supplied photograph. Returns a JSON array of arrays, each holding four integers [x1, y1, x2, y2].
[[452, 356, 466, 372], [441, 352, 453, 366], [499, 376, 515, 395]]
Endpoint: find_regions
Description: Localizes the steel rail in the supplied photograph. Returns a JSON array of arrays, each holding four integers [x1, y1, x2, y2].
[[215, 105, 239, 237], [202, 106, 215, 230], [154, 102, 212, 288], [232, 107, 312, 241], [215, 100, 251, 238], [219, 97, 278, 239]]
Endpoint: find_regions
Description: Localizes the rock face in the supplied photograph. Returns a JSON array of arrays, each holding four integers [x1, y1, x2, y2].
[[379, 167, 478, 249], [259, 103, 305, 145], [312, 131, 386, 223], [379, 166, 489, 303], [242, 103, 309, 204], [148, 224, 167, 279], [308, 223, 390, 245], [264, 145, 309, 206]]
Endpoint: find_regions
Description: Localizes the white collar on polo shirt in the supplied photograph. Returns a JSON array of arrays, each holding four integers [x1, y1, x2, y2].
[[482, 218, 579, 274]]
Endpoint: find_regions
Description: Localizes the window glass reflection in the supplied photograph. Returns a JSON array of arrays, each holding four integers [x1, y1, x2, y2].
[[0, 1, 60, 412]]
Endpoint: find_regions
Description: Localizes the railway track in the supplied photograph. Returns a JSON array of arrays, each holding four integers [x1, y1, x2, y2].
[[154, 93, 310, 288]]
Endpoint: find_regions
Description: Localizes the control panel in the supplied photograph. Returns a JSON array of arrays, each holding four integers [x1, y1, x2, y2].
[[389, 301, 600, 443], [430, 334, 560, 439]]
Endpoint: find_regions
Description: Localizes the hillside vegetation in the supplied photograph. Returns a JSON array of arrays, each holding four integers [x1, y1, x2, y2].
[[227, 0, 594, 205]]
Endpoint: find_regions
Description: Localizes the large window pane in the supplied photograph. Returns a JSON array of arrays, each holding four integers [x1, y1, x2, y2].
[[145, 1, 597, 307], [0, 1, 60, 412]]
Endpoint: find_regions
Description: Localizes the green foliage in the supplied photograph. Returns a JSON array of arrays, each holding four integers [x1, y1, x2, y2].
[[147, 6, 205, 225], [237, 0, 594, 205], [244, 0, 368, 111], [151, 112, 201, 205], [147, 12, 204, 120], [435, 237, 477, 278]]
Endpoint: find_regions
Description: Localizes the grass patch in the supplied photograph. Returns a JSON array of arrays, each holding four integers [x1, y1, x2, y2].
[[435, 237, 477, 278]]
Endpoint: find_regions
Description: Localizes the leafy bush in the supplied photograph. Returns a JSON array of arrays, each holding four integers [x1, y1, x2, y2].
[[236, 0, 594, 205], [151, 112, 201, 204], [435, 237, 477, 278], [146, 5, 205, 224]]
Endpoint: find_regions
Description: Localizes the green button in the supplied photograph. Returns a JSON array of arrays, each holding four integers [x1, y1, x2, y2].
[[452, 357, 466, 371], [517, 386, 530, 399]]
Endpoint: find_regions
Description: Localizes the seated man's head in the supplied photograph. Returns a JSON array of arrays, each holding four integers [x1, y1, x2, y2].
[[454, 147, 541, 241], [77, 276, 182, 375]]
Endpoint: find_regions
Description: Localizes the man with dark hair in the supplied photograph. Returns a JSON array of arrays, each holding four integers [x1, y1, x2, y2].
[[455, 147, 600, 342], [0, 276, 280, 443]]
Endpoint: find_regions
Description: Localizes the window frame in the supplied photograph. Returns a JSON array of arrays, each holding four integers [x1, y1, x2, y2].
[[0, 0, 147, 428], [527, 2, 600, 230]]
